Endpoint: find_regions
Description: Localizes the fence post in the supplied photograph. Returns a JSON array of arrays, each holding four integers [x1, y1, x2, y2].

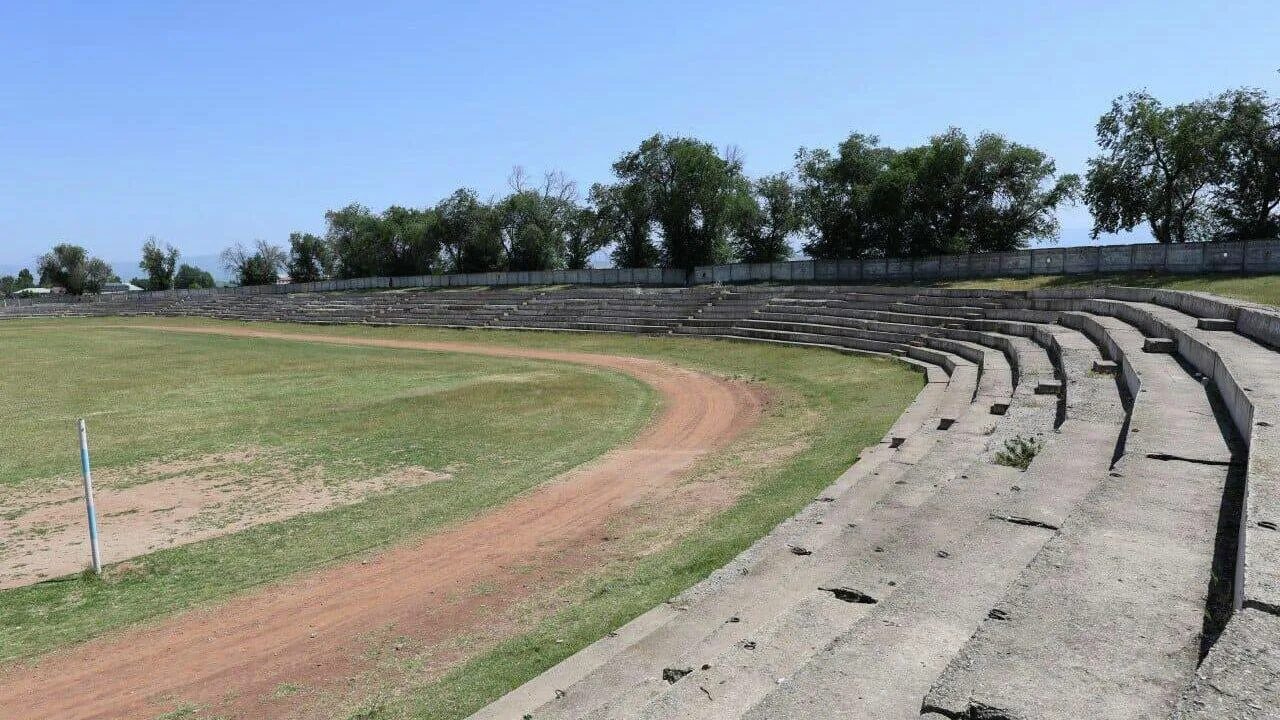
[[77, 419, 103, 575]]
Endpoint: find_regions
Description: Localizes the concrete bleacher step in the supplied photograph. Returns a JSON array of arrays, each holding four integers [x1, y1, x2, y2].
[[617, 460, 1034, 720], [923, 312, 1240, 720], [691, 358, 1123, 719]]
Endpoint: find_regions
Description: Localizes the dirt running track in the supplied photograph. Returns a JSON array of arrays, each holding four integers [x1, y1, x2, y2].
[[0, 325, 767, 720]]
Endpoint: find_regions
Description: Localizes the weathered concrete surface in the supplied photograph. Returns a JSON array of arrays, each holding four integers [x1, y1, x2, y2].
[[1174, 609, 1280, 720], [922, 317, 1240, 720]]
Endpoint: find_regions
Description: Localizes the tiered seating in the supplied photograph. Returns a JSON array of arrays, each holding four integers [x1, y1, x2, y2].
[[491, 287, 719, 333], [462, 285, 1274, 720], [4, 280, 1276, 718]]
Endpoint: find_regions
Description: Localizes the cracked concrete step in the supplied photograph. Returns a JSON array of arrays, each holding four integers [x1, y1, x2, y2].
[[576, 398, 1026, 718], [527, 419, 997, 720], [1172, 608, 1280, 719], [1092, 298, 1280, 615], [617, 458, 1047, 720], [922, 313, 1240, 720], [732, 397, 1126, 720]]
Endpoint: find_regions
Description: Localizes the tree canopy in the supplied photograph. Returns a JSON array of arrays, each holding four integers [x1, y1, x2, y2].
[[59, 94, 1273, 294], [733, 173, 799, 263], [602, 134, 752, 270], [1, 269, 34, 296], [796, 130, 1078, 260], [496, 170, 579, 272], [287, 232, 337, 283], [37, 244, 114, 295], [220, 241, 285, 286], [174, 264, 216, 290], [1084, 88, 1279, 242], [139, 237, 180, 291]]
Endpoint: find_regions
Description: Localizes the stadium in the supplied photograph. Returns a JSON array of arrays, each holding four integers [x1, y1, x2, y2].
[[4, 4, 1279, 719], [3, 243, 1279, 719]]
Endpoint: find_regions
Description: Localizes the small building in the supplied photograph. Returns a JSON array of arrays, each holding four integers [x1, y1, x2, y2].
[[101, 282, 144, 294]]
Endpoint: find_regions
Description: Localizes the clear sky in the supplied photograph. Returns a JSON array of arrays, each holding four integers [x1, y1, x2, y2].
[[2, 0, 1277, 275]]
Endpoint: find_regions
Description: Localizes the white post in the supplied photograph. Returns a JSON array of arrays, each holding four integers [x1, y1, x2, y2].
[[77, 419, 103, 574]]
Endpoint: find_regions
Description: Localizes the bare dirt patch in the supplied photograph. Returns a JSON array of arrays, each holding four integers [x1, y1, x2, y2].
[[0, 325, 768, 720], [0, 448, 447, 589]]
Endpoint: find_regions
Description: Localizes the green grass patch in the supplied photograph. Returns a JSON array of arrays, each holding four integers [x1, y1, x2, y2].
[[115, 322, 918, 719], [0, 321, 656, 659], [0, 318, 920, 719]]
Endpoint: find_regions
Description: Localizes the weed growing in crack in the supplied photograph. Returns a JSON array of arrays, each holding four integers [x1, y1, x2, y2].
[[994, 435, 1043, 471]]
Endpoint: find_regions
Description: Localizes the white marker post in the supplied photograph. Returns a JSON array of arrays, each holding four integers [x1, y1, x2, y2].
[[77, 419, 103, 575]]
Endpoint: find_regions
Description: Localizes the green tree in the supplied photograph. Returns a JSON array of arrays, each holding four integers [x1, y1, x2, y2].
[[138, 236, 180, 291], [733, 173, 799, 263], [1210, 89, 1280, 240], [287, 232, 337, 283], [323, 204, 442, 278], [36, 244, 114, 295], [894, 130, 1078, 256], [435, 189, 504, 273], [220, 241, 285, 286], [795, 133, 897, 259], [797, 131, 1075, 259], [1085, 92, 1222, 243], [325, 203, 384, 278], [592, 181, 659, 269], [0, 276, 14, 296], [174, 264, 216, 290], [564, 207, 610, 269], [610, 134, 749, 270], [16, 268, 34, 289], [497, 169, 579, 272], [378, 206, 442, 276]]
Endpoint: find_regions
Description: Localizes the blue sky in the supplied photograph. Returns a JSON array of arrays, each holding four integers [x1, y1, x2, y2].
[[2, 0, 1277, 276]]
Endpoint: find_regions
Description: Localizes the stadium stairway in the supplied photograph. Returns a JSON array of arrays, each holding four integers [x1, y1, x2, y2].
[[3, 283, 1277, 718]]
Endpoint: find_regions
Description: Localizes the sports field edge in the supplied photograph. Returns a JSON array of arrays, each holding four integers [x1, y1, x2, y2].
[[0, 318, 921, 720]]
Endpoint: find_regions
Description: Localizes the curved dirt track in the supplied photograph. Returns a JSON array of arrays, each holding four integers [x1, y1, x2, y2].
[[0, 324, 768, 720]]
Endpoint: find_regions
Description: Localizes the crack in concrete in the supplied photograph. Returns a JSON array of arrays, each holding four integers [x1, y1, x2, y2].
[[819, 586, 878, 604], [1144, 452, 1241, 467], [988, 514, 1060, 531]]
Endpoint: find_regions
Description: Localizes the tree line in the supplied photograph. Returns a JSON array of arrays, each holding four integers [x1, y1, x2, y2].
[[223, 130, 1081, 286], [9, 87, 1277, 294]]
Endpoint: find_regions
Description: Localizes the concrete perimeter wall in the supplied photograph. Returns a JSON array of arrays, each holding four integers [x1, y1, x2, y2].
[[694, 237, 1280, 284], [5, 238, 1278, 308]]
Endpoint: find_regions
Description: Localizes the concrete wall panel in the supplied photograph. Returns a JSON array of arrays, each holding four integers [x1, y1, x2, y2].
[[1131, 243, 1167, 270], [1099, 245, 1134, 273], [792, 260, 816, 281], [1063, 247, 1100, 274], [1204, 241, 1246, 272], [1167, 243, 1204, 273], [1031, 248, 1064, 275], [998, 252, 1032, 276], [1244, 239, 1280, 273]]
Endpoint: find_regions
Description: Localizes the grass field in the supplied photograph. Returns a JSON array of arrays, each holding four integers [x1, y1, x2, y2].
[[0, 318, 922, 719], [0, 321, 658, 659]]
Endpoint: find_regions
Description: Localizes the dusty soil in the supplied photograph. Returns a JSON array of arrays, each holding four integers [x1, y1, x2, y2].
[[0, 325, 767, 720], [0, 448, 447, 589]]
